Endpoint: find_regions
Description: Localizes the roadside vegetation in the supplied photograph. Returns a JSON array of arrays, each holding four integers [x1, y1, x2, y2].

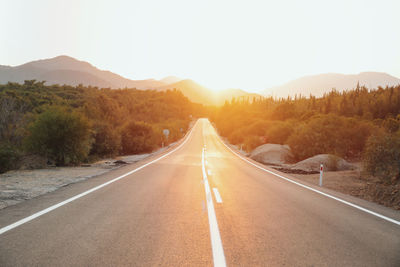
[[211, 84, 400, 185], [0, 80, 203, 172]]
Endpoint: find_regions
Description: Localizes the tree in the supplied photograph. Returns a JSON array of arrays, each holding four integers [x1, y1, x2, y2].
[[0, 143, 20, 173], [265, 121, 293, 145], [24, 107, 92, 165], [363, 131, 400, 184], [90, 122, 121, 157], [120, 121, 156, 154]]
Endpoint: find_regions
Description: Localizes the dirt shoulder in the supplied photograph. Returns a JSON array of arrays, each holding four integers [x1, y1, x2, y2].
[[285, 168, 400, 210], [222, 137, 400, 210], [0, 146, 172, 210], [0, 120, 196, 210]]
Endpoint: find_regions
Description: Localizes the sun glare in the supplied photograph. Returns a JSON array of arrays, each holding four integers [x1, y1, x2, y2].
[[1, 0, 399, 92]]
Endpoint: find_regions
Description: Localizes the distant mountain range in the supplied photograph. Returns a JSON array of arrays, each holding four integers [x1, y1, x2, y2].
[[1, 55, 399, 104], [0, 55, 171, 89], [157, 79, 261, 105], [0, 55, 259, 105], [263, 72, 400, 98]]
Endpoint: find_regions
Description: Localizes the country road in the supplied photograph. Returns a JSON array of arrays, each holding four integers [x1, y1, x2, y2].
[[0, 119, 399, 266]]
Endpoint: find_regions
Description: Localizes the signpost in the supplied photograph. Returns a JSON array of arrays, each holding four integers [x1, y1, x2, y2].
[[162, 129, 170, 147]]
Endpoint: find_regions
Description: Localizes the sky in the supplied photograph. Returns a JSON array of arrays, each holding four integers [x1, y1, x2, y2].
[[1, 0, 399, 92]]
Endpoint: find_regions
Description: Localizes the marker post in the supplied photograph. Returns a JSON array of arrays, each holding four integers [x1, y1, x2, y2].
[[319, 164, 323, 186]]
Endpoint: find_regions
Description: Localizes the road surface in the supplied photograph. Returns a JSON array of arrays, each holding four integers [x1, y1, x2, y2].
[[0, 119, 399, 266]]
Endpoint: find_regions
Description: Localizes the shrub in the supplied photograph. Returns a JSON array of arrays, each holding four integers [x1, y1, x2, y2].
[[227, 129, 245, 145], [265, 121, 294, 144], [287, 115, 375, 161], [363, 131, 400, 184], [337, 119, 377, 158], [0, 143, 20, 173], [382, 118, 399, 133], [24, 107, 92, 165], [286, 119, 335, 161], [120, 121, 157, 154], [245, 120, 272, 136], [243, 135, 263, 152], [90, 122, 121, 157]]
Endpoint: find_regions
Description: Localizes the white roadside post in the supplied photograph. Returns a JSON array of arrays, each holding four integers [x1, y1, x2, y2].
[[319, 164, 323, 187]]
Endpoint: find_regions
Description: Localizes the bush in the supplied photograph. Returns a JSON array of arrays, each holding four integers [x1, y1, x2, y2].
[[0, 143, 20, 173], [245, 120, 272, 136], [243, 135, 263, 152], [287, 115, 375, 161], [120, 121, 157, 154], [265, 121, 294, 144], [363, 131, 400, 184], [24, 107, 92, 165], [90, 122, 121, 157], [227, 129, 245, 145], [287, 118, 336, 161], [382, 118, 399, 133], [337, 119, 377, 158]]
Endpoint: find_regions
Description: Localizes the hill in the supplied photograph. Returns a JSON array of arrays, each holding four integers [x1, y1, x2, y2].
[[156, 80, 261, 105], [160, 76, 182, 84], [217, 88, 261, 104], [156, 79, 215, 104], [0, 55, 168, 89], [264, 72, 400, 98], [0, 55, 259, 105]]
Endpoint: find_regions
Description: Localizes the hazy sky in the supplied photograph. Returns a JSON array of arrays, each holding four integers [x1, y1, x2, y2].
[[1, 0, 399, 91]]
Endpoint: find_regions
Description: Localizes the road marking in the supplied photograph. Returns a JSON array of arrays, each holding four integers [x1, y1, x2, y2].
[[202, 147, 226, 267], [213, 123, 400, 227], [213, 188, 223, 203], [0, 121, 198, 236], [207, 169, 212, 176]]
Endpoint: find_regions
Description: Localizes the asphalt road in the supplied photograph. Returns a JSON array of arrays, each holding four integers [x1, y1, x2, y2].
[[0, 119, 399, 266]]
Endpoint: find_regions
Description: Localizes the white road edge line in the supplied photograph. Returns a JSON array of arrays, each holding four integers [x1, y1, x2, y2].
[[202, 147, 226, 267], [0, 121, 198, 236], [212, 123, 400, 227], [213, 188, 223, 203]]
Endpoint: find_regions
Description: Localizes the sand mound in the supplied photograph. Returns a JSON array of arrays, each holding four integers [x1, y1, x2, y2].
[[250, 144, 292, 165], [291, 154, 355, 172]]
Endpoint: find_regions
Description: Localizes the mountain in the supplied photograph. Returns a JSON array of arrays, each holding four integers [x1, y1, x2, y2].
[[157, 79, 215, 104], [263, 72, 400, 98], [157, 79, 261, 105], [160, 76, 182, 84], [0, 55, 167, 89], [217, 88, 261, 104], [0, 55, 259, 105]]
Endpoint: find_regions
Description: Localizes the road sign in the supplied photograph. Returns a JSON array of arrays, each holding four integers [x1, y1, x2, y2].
[[163, 129, 170, 137]]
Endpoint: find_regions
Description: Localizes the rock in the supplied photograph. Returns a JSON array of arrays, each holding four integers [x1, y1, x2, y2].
[[250, 144, 292, 165], [114, 160, 127, 165], [291, 154, 355, 172], [80, 164, 91, 167]]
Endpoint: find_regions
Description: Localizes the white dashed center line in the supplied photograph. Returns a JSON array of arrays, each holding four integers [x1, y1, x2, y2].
[[213, 188, 223, 203], [202, 146, 226, 267]]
